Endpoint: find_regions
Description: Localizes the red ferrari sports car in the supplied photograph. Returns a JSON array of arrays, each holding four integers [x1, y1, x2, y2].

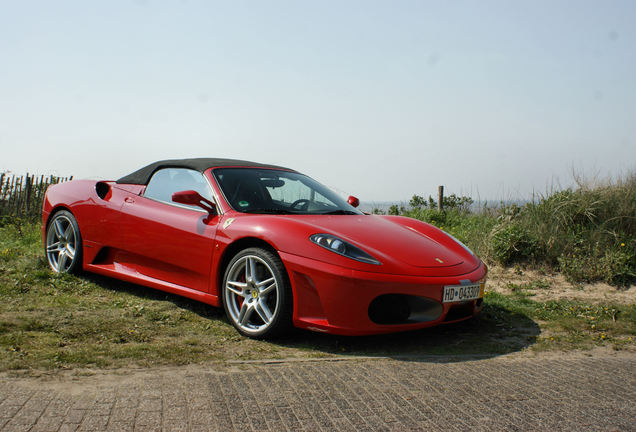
[[42, 158, 487, 338]]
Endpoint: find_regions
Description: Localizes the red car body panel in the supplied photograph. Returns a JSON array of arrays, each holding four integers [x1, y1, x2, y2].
[[42, 164, 487, 335]]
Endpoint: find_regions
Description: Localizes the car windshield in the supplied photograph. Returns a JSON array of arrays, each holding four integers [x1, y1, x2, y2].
[[213, 168, 363, 215]]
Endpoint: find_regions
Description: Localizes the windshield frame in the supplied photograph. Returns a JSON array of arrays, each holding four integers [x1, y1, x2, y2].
[[211, 167, 363, 215]]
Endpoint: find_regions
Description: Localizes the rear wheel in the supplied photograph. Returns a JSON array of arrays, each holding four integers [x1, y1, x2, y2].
[[222, 247, 292, 338], [45, 210, 82, 274]]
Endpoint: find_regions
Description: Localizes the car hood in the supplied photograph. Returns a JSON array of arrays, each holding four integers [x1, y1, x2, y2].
[[289, 214, 464, 268], [221, 213, 482, 277]]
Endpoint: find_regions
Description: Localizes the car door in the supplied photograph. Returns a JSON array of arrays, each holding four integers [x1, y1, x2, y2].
[[119, 167, 219, 292]]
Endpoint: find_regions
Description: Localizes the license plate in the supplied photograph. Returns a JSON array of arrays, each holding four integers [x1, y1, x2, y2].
[[443, 282, 484, 303]]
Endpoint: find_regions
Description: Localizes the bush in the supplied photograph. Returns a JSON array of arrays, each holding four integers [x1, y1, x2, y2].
[[409, 195, 427, 209], [488, 223, 539, 266], [599, 248, 636, 287], [402, 172, 636, 286], [558, 251, 599, 284], [414, 193, 474, 212]]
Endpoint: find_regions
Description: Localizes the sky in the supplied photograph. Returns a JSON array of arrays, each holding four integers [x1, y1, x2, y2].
[[1, 0, 635, 202]]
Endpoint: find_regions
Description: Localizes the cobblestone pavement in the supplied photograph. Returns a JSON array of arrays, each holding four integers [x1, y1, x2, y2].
[[0, 354, 634, 432]]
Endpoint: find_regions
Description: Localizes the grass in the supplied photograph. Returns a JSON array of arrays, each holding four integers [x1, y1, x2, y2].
[[484, 291, 634, 351], [0, 219, 634, 373], [397, 172, 636, 287]]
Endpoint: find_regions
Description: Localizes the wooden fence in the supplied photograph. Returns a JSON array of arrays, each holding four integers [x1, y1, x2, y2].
[[0, 173, 73, 219]]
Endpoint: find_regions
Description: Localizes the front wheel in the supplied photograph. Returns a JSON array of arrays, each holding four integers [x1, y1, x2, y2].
[[45, 210, 83, 274], [222, 247, 292, 338]]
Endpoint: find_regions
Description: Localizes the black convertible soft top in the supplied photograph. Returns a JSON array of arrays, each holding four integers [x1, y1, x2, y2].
[[116, 158, 293, 185]]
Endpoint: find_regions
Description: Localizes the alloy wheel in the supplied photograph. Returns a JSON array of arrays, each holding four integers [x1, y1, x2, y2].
[[46, 214, 78, 273], [224, 254, 281, 335]]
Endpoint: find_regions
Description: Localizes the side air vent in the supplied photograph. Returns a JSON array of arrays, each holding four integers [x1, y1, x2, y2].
[[95, 182, 111, 200]]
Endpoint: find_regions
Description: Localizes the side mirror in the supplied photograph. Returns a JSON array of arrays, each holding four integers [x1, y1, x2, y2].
[[172, 190, 216, 214], [347, 195, 360, 208]]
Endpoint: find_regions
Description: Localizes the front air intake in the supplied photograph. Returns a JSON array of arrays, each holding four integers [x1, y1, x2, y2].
[[368, 294, 443, 325], [443, 302, 476, 322]]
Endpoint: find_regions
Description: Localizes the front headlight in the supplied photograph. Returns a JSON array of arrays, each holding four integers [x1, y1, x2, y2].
[[310, 234, 381, 265]]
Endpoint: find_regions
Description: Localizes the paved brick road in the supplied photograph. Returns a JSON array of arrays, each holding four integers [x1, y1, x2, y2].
[[0, 354, 634, 431]]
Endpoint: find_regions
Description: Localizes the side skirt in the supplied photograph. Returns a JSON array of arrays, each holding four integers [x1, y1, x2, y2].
[[85, 263, 220, 307]]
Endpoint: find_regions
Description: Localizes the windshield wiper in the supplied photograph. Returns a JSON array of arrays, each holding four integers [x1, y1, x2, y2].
[[320, 210, 359, 215]]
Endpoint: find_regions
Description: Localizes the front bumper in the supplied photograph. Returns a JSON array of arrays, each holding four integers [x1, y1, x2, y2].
[[280, 251, 487, 336]]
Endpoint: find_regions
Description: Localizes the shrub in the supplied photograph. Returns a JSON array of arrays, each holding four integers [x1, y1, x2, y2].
[[558, 251, 599, 284], [599, 248, 636, 287], [488, 223, 539, 266], [402, 172, 636, 286], [409, 195, 427, 209]]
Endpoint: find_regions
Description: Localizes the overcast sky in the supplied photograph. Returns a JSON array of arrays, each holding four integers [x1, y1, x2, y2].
[[1, 0, 635, 202]]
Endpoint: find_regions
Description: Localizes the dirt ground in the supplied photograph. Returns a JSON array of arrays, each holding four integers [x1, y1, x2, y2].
[[487, 265, 636, 304]]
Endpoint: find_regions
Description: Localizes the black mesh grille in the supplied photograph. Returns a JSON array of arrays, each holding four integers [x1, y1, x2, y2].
[[368, 294, 442, 325], [443, 302, 475, 322]]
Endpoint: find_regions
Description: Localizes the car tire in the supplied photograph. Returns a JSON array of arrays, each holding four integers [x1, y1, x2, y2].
[[45, 210, 83, 274], [221, 247, 292, 339]]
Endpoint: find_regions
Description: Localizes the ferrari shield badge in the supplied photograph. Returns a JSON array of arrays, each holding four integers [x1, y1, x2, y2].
[[222, 218, 235, 229]]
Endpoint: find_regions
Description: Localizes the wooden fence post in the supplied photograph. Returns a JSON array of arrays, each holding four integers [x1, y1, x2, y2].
[[25, 173, 32, 214], [14, 177, 23, 216], [8, 175, 15, 212], [438, 185, 444, 211]]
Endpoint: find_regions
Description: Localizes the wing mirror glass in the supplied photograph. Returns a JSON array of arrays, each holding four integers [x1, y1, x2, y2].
[[347, 195, 360, 208], [172, 190, 216, 214]]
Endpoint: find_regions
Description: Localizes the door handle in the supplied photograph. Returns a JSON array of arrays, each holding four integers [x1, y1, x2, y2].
[[124, 197, 135, 204]]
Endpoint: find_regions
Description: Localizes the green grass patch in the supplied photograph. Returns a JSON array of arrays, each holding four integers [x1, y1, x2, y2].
[[483, 291, 635, 351], [0, 219, 634, 372]]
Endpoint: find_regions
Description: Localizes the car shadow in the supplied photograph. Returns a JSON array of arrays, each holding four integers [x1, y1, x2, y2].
[[275, 304, 540, 363], [80, 273, 227, 318], [82, 274, 539, 364]]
